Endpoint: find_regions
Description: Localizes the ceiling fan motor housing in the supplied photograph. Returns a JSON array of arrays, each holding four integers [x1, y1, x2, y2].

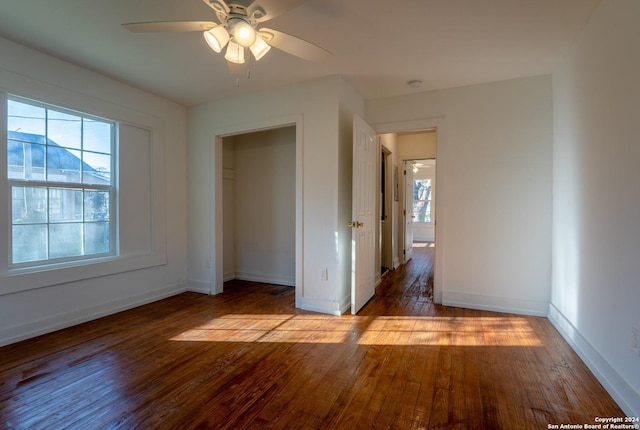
[[221, 1, 266, 23]]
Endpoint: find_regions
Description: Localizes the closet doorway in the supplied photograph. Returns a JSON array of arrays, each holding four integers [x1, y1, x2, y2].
[[222, 126, 296, 289]]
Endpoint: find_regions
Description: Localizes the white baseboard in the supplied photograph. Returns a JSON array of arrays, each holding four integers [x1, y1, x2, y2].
[[0, 282, 187, 347], [442, 290, 549, 316], [188, 279, 212, 294], [298, 296, 345, 316], [338, 295, 351, 315], [233, 271, 295, 287], [548, 304, 640, 417]]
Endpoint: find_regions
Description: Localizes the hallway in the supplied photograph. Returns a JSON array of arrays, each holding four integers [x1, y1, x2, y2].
[[365, 242, 435, 317]]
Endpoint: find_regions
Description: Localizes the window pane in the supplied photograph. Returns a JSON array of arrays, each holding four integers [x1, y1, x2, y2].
[[48, 110, 81, 149], [84, 190, 109, 221], [7, 97, 116, 267], [8, 100, 45, 136], [49, 188, 83, 222], [12, 186, 47, 223], [413, 179, 432, 201], [47, 146, 81, 182], [7, 140, 46, 180], [413, 200, 431, 223], [49, 223, 83, 259], [12, 224, 47, 263], [83, 119, 112, 154], [412, 179, 433, 223], [85, 222, 110, 254], [82, 152, 111, 184]]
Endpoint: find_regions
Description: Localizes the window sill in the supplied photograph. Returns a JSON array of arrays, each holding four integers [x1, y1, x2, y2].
[[0, 253, 166, 296]]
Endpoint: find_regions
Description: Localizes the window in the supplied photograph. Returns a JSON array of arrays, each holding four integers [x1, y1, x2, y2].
[[412, 178, 433, 223], [7, 97, 115, 266]]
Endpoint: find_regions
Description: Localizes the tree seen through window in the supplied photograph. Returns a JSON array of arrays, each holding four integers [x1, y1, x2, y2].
[[412, 178, 432, 223]]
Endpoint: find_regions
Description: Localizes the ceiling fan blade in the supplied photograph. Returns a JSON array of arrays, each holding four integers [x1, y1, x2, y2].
[[122, 21, 217, 33], [259, 28, 331, 62], [248, 0, 307, 23]]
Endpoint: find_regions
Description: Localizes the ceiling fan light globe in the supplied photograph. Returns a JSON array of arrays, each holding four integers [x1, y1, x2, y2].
[[230, 19, 256, 47], [203, 26, 229, 53], [249, 36, 271, 61], [225, 41, 245, 64]]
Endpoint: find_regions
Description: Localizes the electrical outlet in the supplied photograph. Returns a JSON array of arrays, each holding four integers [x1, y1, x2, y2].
[[319, 268, 328, 281], [632, 327, 640, 357]]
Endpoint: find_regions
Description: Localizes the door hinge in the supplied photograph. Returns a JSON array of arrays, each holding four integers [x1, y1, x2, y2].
[[403, 209, 406, 216]]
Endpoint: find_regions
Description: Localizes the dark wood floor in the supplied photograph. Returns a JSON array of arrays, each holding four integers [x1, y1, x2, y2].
[[0, 245, 623, 429]]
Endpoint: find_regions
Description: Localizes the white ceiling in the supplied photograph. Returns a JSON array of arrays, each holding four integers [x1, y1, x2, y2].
[[0, 0, 599, 106]]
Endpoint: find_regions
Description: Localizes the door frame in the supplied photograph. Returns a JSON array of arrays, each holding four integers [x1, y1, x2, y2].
[[379, 145, 393, 278], [403, 159, 415, 262], [372, 118, 444, 304], [210, 115, 304, 307], [406, 158, 436, 244]]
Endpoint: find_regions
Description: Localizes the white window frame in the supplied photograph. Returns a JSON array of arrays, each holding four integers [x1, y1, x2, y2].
[[0, 74, 167, 296], [7, 96, 117, 268], [412, 176, 435, 225]]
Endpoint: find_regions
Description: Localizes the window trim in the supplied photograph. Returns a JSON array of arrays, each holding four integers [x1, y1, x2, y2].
[[7, 96, 117, 268], [0, 74, 167, 296]]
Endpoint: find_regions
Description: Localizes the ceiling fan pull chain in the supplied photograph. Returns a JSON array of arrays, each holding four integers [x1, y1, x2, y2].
[[236, 74, 240, 87]]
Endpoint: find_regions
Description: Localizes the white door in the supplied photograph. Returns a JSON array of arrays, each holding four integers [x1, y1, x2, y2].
[[404, 161, 414, 261], [351, 115, 377, 314]]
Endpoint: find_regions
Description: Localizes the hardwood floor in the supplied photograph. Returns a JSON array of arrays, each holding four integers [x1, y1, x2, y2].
[[0, 245, 623, 429]]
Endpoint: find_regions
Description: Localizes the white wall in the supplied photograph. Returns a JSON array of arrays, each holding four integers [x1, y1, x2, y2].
[[367, 76, 553, 316], [188, 76, 364, 315], [228, 127, 296, 286], [397, 131, 437, 160], [551, 0, 640, 416], [0, 37, 188, 346]]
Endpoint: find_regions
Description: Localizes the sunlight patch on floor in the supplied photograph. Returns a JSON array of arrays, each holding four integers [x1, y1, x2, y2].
[[412, 242, 435, 248], [170, 314, 542, 346], [357, 316, 542, 346]]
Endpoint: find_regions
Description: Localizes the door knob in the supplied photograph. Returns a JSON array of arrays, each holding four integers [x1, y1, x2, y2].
[[348, 221, 364, 228]]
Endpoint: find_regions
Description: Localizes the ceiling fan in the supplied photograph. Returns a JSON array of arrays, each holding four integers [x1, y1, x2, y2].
[[122, 0, 331, 65]]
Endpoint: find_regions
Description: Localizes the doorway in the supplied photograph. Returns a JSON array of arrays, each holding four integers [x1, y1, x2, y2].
[[211, 115, 303, 306], [394, 131, 437, 266], [406, 158, 436, 246], [222, 126, 296, 288], [372, 126, 442, 304]]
